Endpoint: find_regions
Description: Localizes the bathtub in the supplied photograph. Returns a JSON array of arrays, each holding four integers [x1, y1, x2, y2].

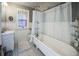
[[31, 35, 78, 56]]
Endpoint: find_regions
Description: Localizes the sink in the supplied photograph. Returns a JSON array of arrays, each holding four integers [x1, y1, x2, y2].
[[2, 31, 15, 35], [2, 31, 14, 51]]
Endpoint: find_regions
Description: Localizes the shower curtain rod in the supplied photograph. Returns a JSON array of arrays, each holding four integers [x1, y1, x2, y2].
[[43, 2, 65, 11]]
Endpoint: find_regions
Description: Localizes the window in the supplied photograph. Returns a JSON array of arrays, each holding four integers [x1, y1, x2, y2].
[[18, 19, 27, 28], [18, 10, 27, 29]]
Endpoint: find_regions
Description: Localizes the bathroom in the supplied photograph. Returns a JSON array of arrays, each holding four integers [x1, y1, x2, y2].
[[0, 2, 79, 56]]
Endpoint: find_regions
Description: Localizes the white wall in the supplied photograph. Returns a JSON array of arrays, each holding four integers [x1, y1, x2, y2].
[[5, 6, 17, 30]]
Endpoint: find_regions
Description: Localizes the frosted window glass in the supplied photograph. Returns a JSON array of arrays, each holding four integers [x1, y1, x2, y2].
[[18, 13, 27, 28], [18, 20, 27, 28]]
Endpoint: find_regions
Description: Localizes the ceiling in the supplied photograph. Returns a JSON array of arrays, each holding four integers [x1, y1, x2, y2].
[[9, 2, 63, 11]]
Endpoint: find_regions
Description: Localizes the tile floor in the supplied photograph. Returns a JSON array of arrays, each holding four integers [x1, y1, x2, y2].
[[13, 30, 44, 56]]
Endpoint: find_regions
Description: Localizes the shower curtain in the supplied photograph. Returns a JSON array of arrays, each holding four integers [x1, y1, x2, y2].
[[43, 2, 72, 44], [32, 2, 73, 44]]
